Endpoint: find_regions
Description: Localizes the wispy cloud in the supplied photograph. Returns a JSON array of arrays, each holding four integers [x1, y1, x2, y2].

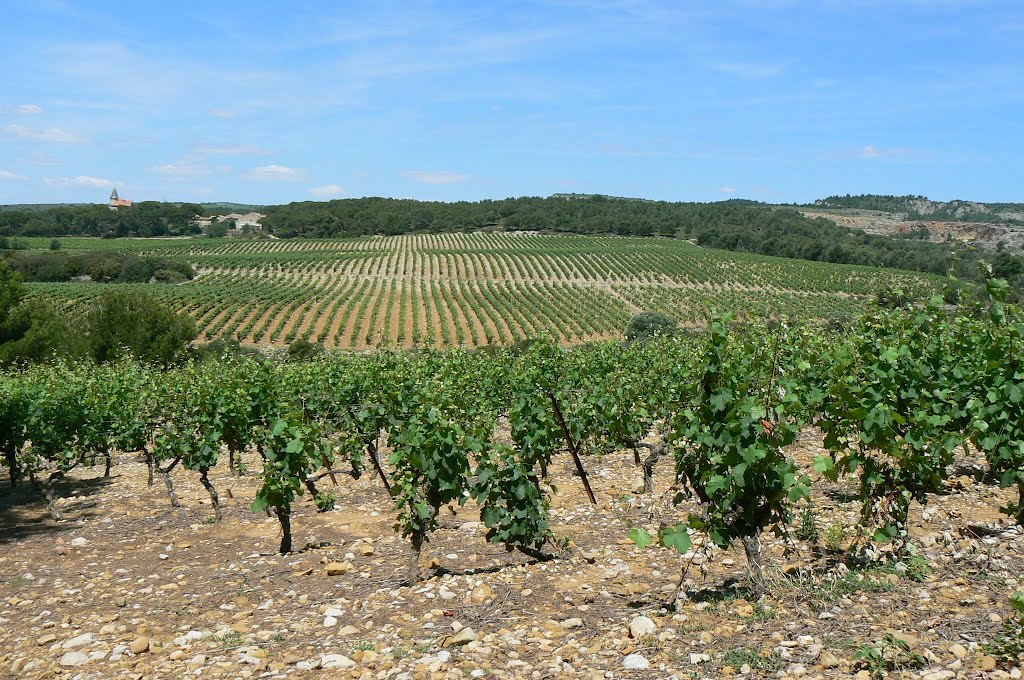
[[149, 161, 214, 179], [246, 164, 307, 181], [18, 152, 59, 166], [3, 104, 44, 115], [3, 124, 88, 143], [719, 186, 737, 193], [310, 183, 346, 198], [210, 109, 236, 119], [0, 170, 27, 181], [402, 170, 471, 185], [44, 175, 119, 188], [858, 144, 911, 159], [193, 144, 266, 155]]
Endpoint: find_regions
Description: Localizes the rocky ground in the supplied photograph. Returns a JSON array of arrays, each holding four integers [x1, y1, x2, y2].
[[2, 432, 1024, 679], [799, 211, 1024, 252]]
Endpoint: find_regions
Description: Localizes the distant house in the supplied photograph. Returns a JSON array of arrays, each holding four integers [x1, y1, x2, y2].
[[215, 212, 265, 236], [109, 188, 133, 209], [190, 215, 214, 229]]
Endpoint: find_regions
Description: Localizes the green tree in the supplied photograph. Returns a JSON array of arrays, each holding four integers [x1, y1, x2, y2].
[[625, 311, 678, 342], [85, 290, 197, 365]]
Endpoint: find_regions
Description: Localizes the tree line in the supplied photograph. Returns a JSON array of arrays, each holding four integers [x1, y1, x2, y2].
[[0, 202, 204, 238]]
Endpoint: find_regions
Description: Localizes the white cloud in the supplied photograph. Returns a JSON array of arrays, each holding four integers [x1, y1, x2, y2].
[[310, 184, 346, 198], [149, 161, 214, 179], [858, 144, 910, 159], [0, 170, 27, 180], [3, 124, 87, 143], [210, 109, 236, 119], [193, 144, 265, 155], [3, 104, 44, 115], [719, 186, 737, 193], [246, 164, 307, 181], [44, 175, 119, 188], [401, 170, 471, 185]]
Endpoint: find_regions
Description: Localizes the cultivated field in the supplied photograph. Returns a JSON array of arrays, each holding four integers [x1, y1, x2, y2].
[[28, 233, 943, 349]]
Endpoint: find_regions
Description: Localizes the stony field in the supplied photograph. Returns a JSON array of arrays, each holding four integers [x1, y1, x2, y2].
[[2, 432, 1023, 680]]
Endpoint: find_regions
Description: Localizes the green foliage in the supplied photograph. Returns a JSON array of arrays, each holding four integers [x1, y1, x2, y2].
[[84, 290, 197, 365], [854, 633, 926, 677], [720, 647, 783, 672], [816, 298, 970, 547], [666, 314, 809, 573], [287, 338, 322, 362], [625, 311, 678, 342], [823, 522, 848, 552], [795, 502, 820, 543], [206, 221, 229, 238]]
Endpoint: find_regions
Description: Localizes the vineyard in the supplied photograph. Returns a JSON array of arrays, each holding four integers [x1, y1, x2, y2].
[[2, 291, 1024, 677], [24, 233, 945, 349]]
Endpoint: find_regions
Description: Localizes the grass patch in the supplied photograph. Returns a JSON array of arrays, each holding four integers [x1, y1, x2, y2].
[[721, 646, 784, 671]]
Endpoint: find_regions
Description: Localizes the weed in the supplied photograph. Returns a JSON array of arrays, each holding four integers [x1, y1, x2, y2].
[[854, 633, 926, 677], [217, 631, 244, 647], [824, 522, 847, 552], [7, 576, 30, 589], [983, 591, 1024, 663], [795, 503, 820, 544], [314, 491, 336, 512], [721, 646, 783, 671]]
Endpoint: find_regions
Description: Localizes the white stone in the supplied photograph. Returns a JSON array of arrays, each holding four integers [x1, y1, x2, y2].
[[63, 633, 95, 649], [173, 630, 207, 646], [70, 537, 89, 547], [323, 616, 338, 628], [628, 616, 656, 639], [321, 653, 356, 669], [59, 652, 90, 667], [622, 654, 650, 669]]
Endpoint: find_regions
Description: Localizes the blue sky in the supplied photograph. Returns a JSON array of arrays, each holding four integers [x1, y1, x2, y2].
[[0, 0, 1021, 205]]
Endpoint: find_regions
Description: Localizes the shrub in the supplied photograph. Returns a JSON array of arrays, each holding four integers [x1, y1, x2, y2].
[[625, 312, 678, 342]]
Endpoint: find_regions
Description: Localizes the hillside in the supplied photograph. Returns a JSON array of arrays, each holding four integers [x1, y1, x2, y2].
[[805, 195, 1024, 253], [23, 234, 944, 350]]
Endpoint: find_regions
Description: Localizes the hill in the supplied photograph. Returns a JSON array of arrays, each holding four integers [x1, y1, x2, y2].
[[23, 233, 945, 350]]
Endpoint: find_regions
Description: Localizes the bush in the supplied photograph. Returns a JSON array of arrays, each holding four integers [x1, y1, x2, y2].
[[152, 268, 187, 283], [85, 290, 197, 365], [287, 338, 323, 362], [625, 312, 678, 342]]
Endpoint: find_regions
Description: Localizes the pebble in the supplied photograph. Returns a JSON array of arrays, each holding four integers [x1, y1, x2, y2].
[[62, 632, 94, 649], [325, 562, 351, 576], [130, 636, 150, 654], [321, 653, 356, 669], [59, 651, 90, 667], [70, 537, 90, 547], [443, 627, 478, 647], [621, 653, 650, 669], [628, 615, 656, 639]]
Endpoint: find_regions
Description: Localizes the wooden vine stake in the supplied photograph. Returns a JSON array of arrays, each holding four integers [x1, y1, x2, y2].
[[548, 391, 597, 505]]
